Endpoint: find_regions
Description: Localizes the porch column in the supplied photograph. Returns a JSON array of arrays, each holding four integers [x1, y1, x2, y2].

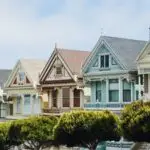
[[106, 79, 109, 102], [138, 75, 141, 99], [131, 82, 134, 101], [119, 77, 123, 102], [70, 87, 74, 108], [58, 88, 62, 109], [48, 90, 52, 109]]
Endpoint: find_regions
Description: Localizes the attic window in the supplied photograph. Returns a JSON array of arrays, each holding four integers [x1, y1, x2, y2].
[[19, 72, 25, 82], [100, 54, 109, 68], [56, 67, 62, 75]]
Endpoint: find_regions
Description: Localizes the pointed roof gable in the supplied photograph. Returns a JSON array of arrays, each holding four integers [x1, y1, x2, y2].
[[5, 59, 46, 88], [40, 48, 90, 82], [136, 41, 150, 62], [83, 36, 147, 72]]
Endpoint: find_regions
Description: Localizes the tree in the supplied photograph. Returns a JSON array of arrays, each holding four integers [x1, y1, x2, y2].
[[8, 116, 58, 150], [121, 100, 150, 142], [53, 110, 121, 150]]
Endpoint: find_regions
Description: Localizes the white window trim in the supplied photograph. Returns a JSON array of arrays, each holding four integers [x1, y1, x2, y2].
[[99, 53, 110, 69]]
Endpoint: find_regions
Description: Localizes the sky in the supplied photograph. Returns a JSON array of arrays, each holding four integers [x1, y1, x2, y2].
[[1, 0, 150, 69]]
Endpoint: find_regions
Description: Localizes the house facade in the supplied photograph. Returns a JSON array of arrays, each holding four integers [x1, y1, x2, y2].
[[0, 69, 11, 117], [40, 48, 90, 113], [4, 59, 46, 116], [137, 42, 150, 100], [82, 36, 146, 113]]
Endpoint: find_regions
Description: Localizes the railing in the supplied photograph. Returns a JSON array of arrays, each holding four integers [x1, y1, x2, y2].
[[84, 102, 130, 109]]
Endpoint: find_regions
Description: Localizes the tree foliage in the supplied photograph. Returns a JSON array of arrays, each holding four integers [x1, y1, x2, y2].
[[121, 100, 150, 142], [0, 122, 11, 150], [8, 116, 58, 150], [53, 110, 121, 150]]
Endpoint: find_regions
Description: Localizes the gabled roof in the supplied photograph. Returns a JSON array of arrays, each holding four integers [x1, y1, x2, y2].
[[0, 69, 11, 89], [20, 59, 46, 84], [40, 48, 90, 82], [5, 59, 46, 88], [57, 48, 90, 75], [83, 36, 147, 72]]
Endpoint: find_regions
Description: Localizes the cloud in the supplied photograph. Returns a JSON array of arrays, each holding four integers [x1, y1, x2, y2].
[[0, 0, 150, 68]]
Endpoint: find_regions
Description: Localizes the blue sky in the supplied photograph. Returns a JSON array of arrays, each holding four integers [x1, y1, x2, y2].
[[1, 0, 150, 68]]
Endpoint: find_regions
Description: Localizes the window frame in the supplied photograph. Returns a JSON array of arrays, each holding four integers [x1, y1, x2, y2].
[[99, 53, 110, 69], [109, 90, 119, 102], [56, 67, 62, 75]]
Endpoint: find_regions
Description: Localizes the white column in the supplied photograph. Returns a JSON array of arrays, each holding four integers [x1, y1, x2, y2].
[[119, 77, 123, 103], [70, 87, 74, 108], [106, 79, 109, 102], [131, 82, 134, 101], [48, 90, 52, 109], [138, 75, 141, 99]]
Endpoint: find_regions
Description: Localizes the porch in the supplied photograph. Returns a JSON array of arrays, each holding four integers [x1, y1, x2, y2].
[[42, 87, 84, 114]]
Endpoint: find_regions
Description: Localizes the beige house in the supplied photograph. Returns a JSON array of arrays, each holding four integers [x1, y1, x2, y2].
[[137, 42, 150, 100], [4, 59, 46, 116], [40, 48, 90, 113]]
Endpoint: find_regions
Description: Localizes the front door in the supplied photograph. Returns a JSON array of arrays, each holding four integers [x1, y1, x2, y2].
[[74, 89, 80, 107], [24, 95, 31, 115], [52, 90, 57, 107], [16, 96, 21, 114]]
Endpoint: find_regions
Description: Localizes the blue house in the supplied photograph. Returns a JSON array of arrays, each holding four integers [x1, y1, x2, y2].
[[82, 36, 146, 113]]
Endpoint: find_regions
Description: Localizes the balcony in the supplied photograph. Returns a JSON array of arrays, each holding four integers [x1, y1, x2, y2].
[[84, 102, 130, 111]]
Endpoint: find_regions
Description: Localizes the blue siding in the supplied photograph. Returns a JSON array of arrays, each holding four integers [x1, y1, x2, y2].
[[101, 81, 106, 102], [86, 45, 123, 73]]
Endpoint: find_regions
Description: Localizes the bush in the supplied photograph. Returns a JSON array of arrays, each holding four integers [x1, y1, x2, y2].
[[121, 100, 150, 142], [54, 110, 121, 150], [0, 122, 11, 150], [8, 116, 58, 150]]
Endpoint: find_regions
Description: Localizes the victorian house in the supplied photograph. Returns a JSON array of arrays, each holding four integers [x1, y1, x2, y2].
[[4, 59, 46, 117], [39, 47, 90, 113], [0, 69, 11, 117], [137, 41, 150, 100], [82, 36, 146, 113]]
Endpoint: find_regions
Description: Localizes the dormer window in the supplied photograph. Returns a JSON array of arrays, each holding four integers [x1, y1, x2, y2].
[[56, 67, 62, 75], [100, 54, 109, 68], [19, 72, 25, 82]]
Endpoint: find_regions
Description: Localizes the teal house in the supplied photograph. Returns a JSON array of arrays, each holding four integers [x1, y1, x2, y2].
[[83, 36, 146, 113]]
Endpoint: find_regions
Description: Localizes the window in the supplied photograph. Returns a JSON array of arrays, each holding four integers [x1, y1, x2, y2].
[[62, 88, 70, 107], [109, 90, 119, 102], [100, 55, 109, 68], [19, 72, 25, 82], [96, 82, 101, 102], [56, 67, 62, 75], [123, 90, 131, 102]]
